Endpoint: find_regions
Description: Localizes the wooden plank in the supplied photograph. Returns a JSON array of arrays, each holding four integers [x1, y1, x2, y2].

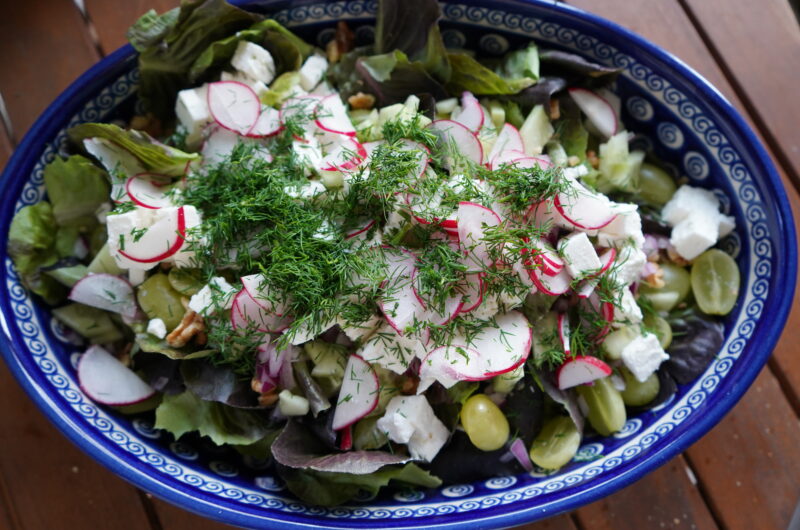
[[681, 0, 800, 183], [150, 497, 233, 530], [84, 0, 181, 55], [517, 513, 579, 530], [0, 366, 155, 530], [685, 368, 800, 529], [0, 0, 99, 140], [574, 456, 718, 530]]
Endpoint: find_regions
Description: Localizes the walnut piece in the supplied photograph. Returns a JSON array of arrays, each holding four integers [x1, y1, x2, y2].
[[166, 309, 206, 348], [348, 92, 376, 110], [642, 263, 666, 289]]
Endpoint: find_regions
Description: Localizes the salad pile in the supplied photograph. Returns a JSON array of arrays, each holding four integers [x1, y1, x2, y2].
[[7, 0, 742, 505]]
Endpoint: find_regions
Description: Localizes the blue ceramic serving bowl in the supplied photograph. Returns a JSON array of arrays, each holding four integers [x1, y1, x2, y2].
[[0, 0, 795, 528]]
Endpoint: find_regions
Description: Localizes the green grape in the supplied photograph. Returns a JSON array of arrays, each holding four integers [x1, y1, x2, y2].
[[620, 367, 660, 406], [576, 377, 627, 436], [529, 416, 580, 470], [601, 325, 640, 360], [691, 249, 740, 315], [460, 394, 510, 451], [643, 314, 672, 349], [137, 273, 185, 331], [639, 263, 691, 311], [638, 163, 677, 206], [168, 268, 204, 296]]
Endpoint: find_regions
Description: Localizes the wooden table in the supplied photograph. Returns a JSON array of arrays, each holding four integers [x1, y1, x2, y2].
[[1, 1, 799, 528]]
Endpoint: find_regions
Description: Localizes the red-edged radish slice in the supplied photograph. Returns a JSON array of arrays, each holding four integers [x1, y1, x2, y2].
[[488, 124, 524, 164], [339, 425, 353, 451], [522, 238, 563, 278], [471, 311, 533, 377], [111, 182, 130, 204], [595, 247, 617, 276], [331, 354, 380, 430], [318, 137, 367, 172], [557, 355, 612, 390], [450, 92, 485, 133], [315, 94, 357, 137], [240, 274, 290, 316], [411, 268, 463, 326], [207, 81, 260, 136], [378, 249, 425, 334], [568, 88, 618, 139], [554, 181, 617, 230], [427, 120, 484, 167], [78, 345, 155, 406], [69, 273, 138, 318], [247, 106, 282, 138], [231, 290, 292, 334], [280, 95, 322, 140], [362, 140, 385, 161], [557, 313, 571, 355], [530, 265, 572, 296], [457, 202, 502, 271], [118, 207, 186, 264], [418, 346, 485, 390], [489, 148, 529, 170], [345, 219, 377, 240], [576, 280, 597, 299], [458, 273, 484, 314], [577, 247, 617, 298], [125, 174, 173, 209]]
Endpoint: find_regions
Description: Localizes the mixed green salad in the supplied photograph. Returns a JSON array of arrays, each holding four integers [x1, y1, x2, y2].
[[8, 0, 741, 506]]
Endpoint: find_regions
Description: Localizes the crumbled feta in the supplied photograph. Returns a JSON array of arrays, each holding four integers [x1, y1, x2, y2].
[[620, 332, 669, 382], [95, 202, 112, 225], [558, 231, 602, 278], [377, 395, 449, 462], [613, 288, 643, 328], [357, 323, 424, 374], [147, 318, 167, 339], [613, 244, 647, 286], [719, 214, 736, 238], [230, 41, 276, 84], [278, 390, 310, 416], [284, 180, 326, 200], [309, 81, 336, 97], [220, 71, 268, 98], [670, 209, 719, 261], [298, 54, 328, 91], [662, 185, 719, 225], [597, 203, 645, 248], [175, 85, 212, 147], [188, 276, 237, 315]]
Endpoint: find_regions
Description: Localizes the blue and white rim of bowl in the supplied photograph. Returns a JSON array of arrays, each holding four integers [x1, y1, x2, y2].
[[0, 1, 794, 528]]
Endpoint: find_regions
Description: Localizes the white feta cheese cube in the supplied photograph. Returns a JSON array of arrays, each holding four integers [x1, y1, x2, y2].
[[188, 276, 237, 315], [230, 41, 276, 84], [284, 180, 327, 200], [661, 185, 720, 226], [106, 207, 159, 271], [613, 288, 643, 328], [613, 244, 647, 286], [309, 81, 336, 97], [558, 231, 602, 278], [597, 203, 645, 248], [175, 85, 212, 147], [718, 214, 736, 238], [298, 54, 328, 91], [170, 205, 204, 268], [562, 164, 589, 180], [147, 318, 167, 339], [377, 395, 449, 462], [670, 210, 719, 260], [220, 71, 268, 98], [620, 332, 669, 382]]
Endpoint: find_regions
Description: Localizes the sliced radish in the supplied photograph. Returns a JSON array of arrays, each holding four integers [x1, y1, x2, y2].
[[557, 313, 571, 356], [554, 180, 617, 230], [125, 174, 173, 210], [231, 289, 291, 334], [489, 148, 529, 170], [78, 345, 155, 406], [69, 273, 138, 319], [427, 120, 483, 168], [568, 88, 618, 139], [345, 219, 377, 240], [411, 267, 463, 326], [522, 238, 563, 279], [117, 206, 186, 264], [378, 249, 425, 334], [315, 94, 357, 137], [331, 354, 380, 430], [594, 247, 617, 277], [450, 92, 484, 133], [557, 356, 612, 390], [418, 346, 485, 391], [280, 95, 322, 141], [458, 273, 484, 314], [457, 202, 502, 272], [318, 137, 367, 172], [240, 274, 290, 316], [487, 124, 524, 165], [207, 81, 261, 136], [530, 265, 572, 296], [506, 156, 554, 171], [247, 106, 282, 138]]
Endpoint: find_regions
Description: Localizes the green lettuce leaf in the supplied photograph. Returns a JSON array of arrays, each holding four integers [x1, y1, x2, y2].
[[133, 0, 260, 118], [446, 53, 535, 95], [558, 117, 589, 161], [356, 51, 447, 107], [154, 391, 271, 446], [539, 49, 621, 81], [189, 19, 312, 82], [497, 44, 539, 81], [69, 123, 198, 176], [8, 202, 58, 275], [43, 155, 109, 228], [126, 7, 180, 52], [135, 333, 214, 360], [52, 303, 124, 343]]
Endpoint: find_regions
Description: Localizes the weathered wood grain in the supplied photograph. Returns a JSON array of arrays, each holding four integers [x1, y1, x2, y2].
[[518, 513, 579, 530], [84, 0, 181, 55], [574, 456, 718, 530], [0, 0, 99, 140], [681, 0, 800, 182], [150, 497, 234, 530]]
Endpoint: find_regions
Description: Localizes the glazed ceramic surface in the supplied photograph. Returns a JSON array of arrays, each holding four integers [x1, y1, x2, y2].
[[0, 0, 794, 528]]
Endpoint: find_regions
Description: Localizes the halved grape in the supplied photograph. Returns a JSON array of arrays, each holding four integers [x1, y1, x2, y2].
[[461, 394, 510, 451], [691, 249, 740, 315], [529, 416, 580, 471], [620, 367, 660, 406], [639, 263, 691, 312], [643, 314, 672, 349], [576, 376, 626, 436], [638, 163, 677, 207]]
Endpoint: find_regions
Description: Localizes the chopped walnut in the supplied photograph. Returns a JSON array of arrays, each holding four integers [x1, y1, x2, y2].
[[666, 245, 690, 267], [586, 150, 600, 169], [400, 375, 419, 395], [643, 264, 666, 289], [327, 21, 355, 63], [325, 39, 340, 64], [348, 92, 376, 110], [166, 309, 206, 348], [549, 99, 561, 120], [567, 155, 581, 167], [258, 389, 279, 407]]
